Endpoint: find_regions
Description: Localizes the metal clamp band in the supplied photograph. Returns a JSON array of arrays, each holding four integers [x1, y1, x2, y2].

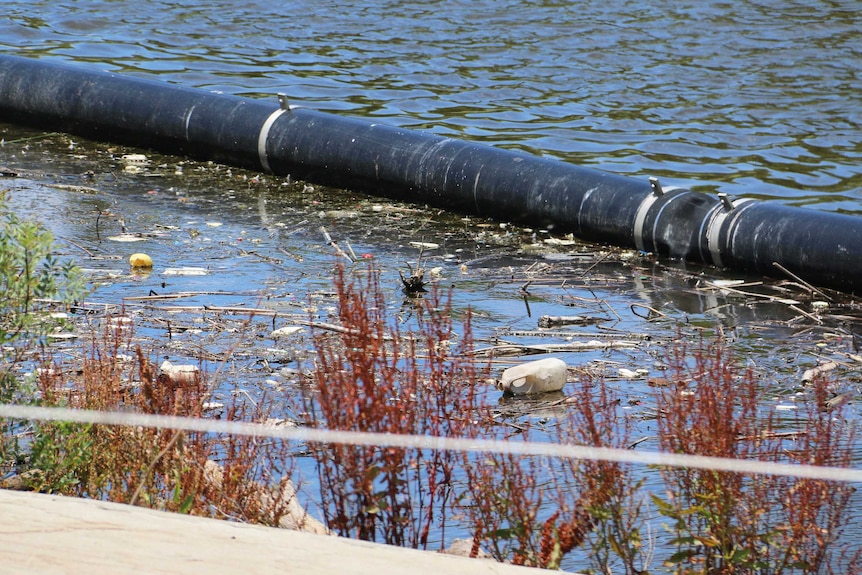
[[257, 108, 285, 174], [633, 193, 660, 252], [705, 197, 754, 268]]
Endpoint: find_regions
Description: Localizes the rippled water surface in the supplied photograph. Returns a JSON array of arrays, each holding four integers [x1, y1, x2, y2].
[[2, 1, 861, 570], [3, 0, 861, 208]]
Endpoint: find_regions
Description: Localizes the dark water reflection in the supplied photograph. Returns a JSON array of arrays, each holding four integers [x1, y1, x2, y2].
[[2, 0, 860, 207]]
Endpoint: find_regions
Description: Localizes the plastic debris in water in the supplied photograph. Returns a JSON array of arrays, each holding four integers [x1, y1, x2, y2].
[[129, 253, 153, 268], [498, 357, 568, 395]]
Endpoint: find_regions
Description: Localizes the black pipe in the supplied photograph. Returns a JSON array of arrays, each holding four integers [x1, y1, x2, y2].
[[1, 54, 860, 294]]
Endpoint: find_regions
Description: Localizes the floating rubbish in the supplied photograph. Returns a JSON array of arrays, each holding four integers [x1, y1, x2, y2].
[[711, 279, 747, 287], [46, 332, 78, 340], [399, 262, 427, 294], [801, 361, 839, 383], [618, 368, 649, 379], [105, 316, 133, 329], [202, 460, 327, 534], [270, 326, 304, 339], [444, 539, 491, 559], [542, 237, 578, 246], [122, 153, 150, 173], [201, 401, 225, 413], [498, 357, 568, 395], [122, 153, 149, 166], [264, 379, 283, 390], [823, 393, 852, 411], [538, 315, 605, 328], [162, 267, 208, 276], [409, 241, 439, 250], [262, 417, 297, 428], [647, 377, 672, 387], [107, 233, 146, 242], [160, 360, 200, 384], [322, 209, 359, 219], [129, 252, 153, 268]]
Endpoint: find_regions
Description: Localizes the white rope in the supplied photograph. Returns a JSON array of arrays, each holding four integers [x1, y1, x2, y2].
[[1, 403, 860, 483]]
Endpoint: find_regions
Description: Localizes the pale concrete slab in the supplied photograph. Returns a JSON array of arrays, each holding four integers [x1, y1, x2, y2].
[[0, 489, 557, 575]]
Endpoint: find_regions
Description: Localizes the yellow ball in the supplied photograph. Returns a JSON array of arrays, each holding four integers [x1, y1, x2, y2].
[[129, 253, 153, 268]]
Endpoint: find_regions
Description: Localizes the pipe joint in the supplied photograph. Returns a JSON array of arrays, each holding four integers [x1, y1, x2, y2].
[[701, 195, 756, 268]]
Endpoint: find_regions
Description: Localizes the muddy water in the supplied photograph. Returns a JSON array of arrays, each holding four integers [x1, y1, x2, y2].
[[1, 0, 861, 569]]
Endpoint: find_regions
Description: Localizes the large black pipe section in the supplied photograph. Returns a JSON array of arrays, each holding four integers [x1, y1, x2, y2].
[[1, 54, 860, 294]]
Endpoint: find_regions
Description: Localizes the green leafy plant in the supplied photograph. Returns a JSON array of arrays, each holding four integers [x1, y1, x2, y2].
[[0, 189, 86, 475], [0, 191, 85, 356], [26, 419, 94, 493]]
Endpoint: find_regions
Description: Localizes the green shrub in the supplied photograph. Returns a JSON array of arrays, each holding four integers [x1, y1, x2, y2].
[[0, 189, 87, 476]]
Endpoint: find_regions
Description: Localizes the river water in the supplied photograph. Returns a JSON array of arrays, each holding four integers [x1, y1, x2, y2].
[[2, 0, 861, 570], [3, 0, 861, 208]]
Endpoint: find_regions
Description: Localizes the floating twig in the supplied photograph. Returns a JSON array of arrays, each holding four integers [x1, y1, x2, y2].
[[344, 239, 359, 262], [788, 304, 823, 325], [56, 235, 95, 257], [600, 298, 622, 322], [124, 291, 250, 301], [630, 303, 666, 320], [701, 280, 798, 304], [579, 251, 612, 277], [773, 261, 833, 302], [320, 226, 355, 262], [498, 328, 653, 340], [471, 339, 640, 357], [538, 315, 606, 328], [628, 436, 651, 449]]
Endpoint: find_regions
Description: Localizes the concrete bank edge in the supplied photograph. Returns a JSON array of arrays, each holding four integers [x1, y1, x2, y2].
[[0, 489, 577, 574]]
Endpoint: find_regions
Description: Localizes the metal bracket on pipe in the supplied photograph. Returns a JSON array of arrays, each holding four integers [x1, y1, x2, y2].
[[277, 93, 291, 112], [257, 95, 292, 174], [634, 177, 665, 252], [705, 194, 755, 268]]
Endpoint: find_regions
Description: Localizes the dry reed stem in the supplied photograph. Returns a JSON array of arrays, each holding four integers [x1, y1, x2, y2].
[[654, 336, 858, 573], [297, 262, 489, 548], [24, 313, 305, 530]]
